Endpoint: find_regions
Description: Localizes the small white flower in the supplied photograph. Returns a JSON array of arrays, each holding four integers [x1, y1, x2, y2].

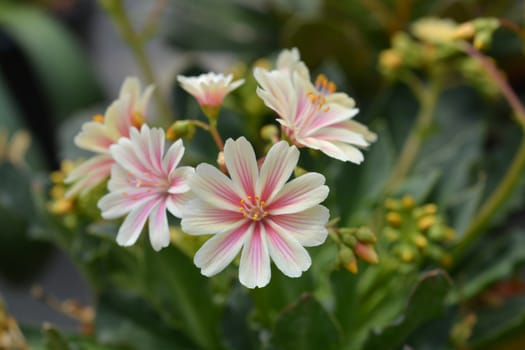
[[182, 137, 329, 288], [98, 125, 193, 251], [177, 72, 244, 108], [66, 77, 154, 196]]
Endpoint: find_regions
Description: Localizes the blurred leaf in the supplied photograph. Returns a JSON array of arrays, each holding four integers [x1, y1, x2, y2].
[[143, 245, 224, 350], [470, 296, 525, 349], [221, 286, 258, 350], [43, 325, 71, 350], [270, 295, 341, 350], [393, 170, 440, 202], [162, 0, 277, 56], [251, 266, 315, 327], [452, 229, 525, 301], [0, 3, 102, 122], [95, 292, 198, 350], [362, 270, 452, 350]]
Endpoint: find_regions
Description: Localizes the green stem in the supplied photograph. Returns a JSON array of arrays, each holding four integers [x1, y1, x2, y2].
[[385, 80, 441, 193], [99, 0, 174, 125], [452, 43, 525, 262], [208, 121, 224, 152]]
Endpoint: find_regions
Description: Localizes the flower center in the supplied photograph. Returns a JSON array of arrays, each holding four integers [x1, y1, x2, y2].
[[239, 196, 268, 221], [315, 74, 337, 95]]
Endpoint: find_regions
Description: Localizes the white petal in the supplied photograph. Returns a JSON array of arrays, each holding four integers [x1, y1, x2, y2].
[[98, 191, 150, 219], [168, 166, 194, 194], [116, 198, 159, 247], [224, 137, 258, 198], [148, 200, 170, 251], [268, 173, 328, 215], [268, 205, 329, 247], [163, 139, 185, 174], [256, 141, 299, 202], [194, 222, 250, 277], [74, 122, 114, 153], [190, 163, 242, 211], [166, 191, 192, 219], [239, 223, 271, 288], [300, 137, 364, 163], [181, 199, 243, 235], [264, 223, 311, 278]]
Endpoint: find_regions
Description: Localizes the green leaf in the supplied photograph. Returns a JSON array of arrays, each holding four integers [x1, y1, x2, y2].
[[250, 266, 315, 327], [451, 228, 525, 301], [143, 245, 224, 350], [95, 292, 198, 350], [469, 296, 525, 349], [0, 3, 102, 122], [271, 295, 341, 350], [362, 270, 452, 350], [43, 325, 71, 350]]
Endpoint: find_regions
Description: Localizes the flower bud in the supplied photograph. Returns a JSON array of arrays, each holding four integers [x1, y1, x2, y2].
[[167, 120, 195, 141], [338, 246, 355, 265], [386, 211, 402, 227], [354, 242, 379, 264], [402, 195, 415, 209], [355, 227, 376, 244], [260, 124, 280, 143]]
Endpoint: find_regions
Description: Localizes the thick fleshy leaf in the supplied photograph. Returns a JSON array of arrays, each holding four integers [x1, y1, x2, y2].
[[271, 295, 341, 350], [362, 270, 452, 350]]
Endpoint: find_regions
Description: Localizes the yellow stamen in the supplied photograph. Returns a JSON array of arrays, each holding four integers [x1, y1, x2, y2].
[[92, 114, 105, 123]]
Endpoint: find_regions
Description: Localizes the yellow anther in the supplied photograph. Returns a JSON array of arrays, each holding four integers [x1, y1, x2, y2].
[[327, 81, 336, 93], [240, 199, 245, 205], [92, 114, 105, 123], [260, 201, 265, 207], [247, 196, 252, 200], [263, 211, 268, 216], [252, 214, 258, 221], [323, 106, 330, 113], [386, 211, 402, 227], [132, 111, 144, 128], [255, 196, 260, 201], [239, 207, 244, 211]]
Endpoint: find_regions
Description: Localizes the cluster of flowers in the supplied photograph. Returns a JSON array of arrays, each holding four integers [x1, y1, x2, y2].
[[65, 49, 376, 288]]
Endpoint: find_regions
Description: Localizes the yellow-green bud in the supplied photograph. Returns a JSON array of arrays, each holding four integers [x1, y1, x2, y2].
[[386, 211, 402, 227], [355, 227, 376, 244], [260, 124, 280, 143], [383, 227, 400, 242], [338, 246, 355, 265], [167, 120, 195, 141]]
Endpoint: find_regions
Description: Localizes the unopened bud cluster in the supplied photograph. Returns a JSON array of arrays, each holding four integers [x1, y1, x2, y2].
[[378, 17, 500, 97], [334, 226, 378, 274], [382, 196, 455, 268], [47, 160, 77, 227]]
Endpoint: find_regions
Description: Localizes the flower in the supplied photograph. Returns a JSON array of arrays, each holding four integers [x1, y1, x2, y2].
[[181, 137, 329, 288], [98, 125, 194, 251], [65, 77, 154, 196], [254, 67, 375, 163], [177, 72, 244, 118]]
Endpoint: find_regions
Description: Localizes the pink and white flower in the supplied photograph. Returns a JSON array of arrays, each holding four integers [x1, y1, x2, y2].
[[98, 125, 193, 251], [66, 77, 154, 196], [254, 67, 375, 163], [181, 137, 329, 288], [177, 72, 244, 109]]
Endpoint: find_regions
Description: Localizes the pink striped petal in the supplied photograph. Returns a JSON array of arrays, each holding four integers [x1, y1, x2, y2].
[[165, 191, 192, 218], [163, 139, 185, 174], [168, 166, 194, 194], [257, 141, 299, 202], [264, 223, 311, 278], [268, 205, 329, 247], [307, 126, 368, 147], [181, 199, 243, 235], [224, 137, 258, 198], [104, 99, 132, 138], [148, 200, 170, 251], [239, 223, 271, 288], [116, 198, 159, 246], [267, 173, 328, 215], [194, 222, 250, 277], [65, 155, 114, 197], [190, 163, 242, 211], [300, 137, 364, 163], [74, 122, 114, 153], [110, 137, 151, 177]]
